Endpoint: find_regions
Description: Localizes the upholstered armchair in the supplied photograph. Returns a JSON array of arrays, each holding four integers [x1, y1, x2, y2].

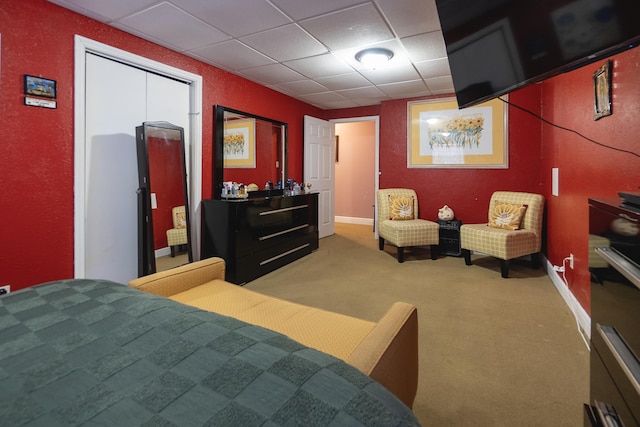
[[377, 188, 439, 263], [460, 191, 545, 278], [166, 206, 188, 257]]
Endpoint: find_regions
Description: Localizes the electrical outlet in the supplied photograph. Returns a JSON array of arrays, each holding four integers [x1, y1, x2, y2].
[[569, 254, 574, 269], [0, 284, 10, 296]]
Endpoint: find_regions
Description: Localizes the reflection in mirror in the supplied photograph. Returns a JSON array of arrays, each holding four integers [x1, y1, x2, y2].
[[136, 121, 192, 276], [213, 105, 287, 199]]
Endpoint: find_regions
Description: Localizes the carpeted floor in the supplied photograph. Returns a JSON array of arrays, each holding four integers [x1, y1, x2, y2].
[[245, 223, 589, 426]]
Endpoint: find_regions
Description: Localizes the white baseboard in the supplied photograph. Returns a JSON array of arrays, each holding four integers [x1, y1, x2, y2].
[[335, 216, 374, 226], [544, 257, 591, 341], [155, 247, 171, 258]]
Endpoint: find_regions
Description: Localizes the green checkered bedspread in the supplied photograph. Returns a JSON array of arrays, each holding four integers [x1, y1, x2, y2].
[[0, 279, 420, 426]]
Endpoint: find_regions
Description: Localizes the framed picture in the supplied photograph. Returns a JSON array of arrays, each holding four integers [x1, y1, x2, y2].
[[593, 60, 612, 120], [223, 118, 256, 168], [24, 75, 57, 99], [407, 96, 508, 168]]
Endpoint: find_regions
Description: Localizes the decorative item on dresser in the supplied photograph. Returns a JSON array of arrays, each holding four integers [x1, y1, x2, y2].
[[585, 197, 640, 426], [201, 193, 319, 285]]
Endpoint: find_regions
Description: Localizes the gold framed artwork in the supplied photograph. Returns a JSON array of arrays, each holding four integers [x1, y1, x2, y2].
[[407, 96, 508, 168], [593, 60, 612, 121], [223, 118, 256, 168]]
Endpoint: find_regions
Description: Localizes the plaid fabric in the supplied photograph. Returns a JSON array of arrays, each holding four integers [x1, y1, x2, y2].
[[166, 206, 188, 247], [460, 191, 544, 260], [377, 189, 439, 247]]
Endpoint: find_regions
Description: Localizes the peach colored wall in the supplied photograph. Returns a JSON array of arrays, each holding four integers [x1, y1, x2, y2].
[[335, 122, 376, 220]]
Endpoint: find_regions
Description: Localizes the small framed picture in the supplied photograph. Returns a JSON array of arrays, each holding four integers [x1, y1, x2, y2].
[[593, 61, 611, 120], [24, 75, 57, 99]]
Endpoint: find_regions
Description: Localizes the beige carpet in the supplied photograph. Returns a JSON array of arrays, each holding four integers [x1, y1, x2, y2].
[[245, 223, 589, 426]]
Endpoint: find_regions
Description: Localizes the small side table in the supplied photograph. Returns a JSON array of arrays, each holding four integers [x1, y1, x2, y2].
[[437, 219, 463, 256]]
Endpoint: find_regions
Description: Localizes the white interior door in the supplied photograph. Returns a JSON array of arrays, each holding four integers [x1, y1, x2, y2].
[[84, 53, 189, 283], [304, 116, 335, 238]]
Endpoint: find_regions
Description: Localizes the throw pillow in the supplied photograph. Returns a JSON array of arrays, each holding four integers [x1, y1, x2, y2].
[[389, 195, 415, 220], [488, 201, 527, 230], [176, 211, 187, 228]]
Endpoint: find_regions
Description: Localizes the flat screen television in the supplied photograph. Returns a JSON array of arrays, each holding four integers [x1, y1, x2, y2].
[[435, 0, 640, 108]]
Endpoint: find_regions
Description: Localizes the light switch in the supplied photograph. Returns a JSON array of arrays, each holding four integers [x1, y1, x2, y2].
[[552, 168, 559, 197], [151, 193, 158, 209]]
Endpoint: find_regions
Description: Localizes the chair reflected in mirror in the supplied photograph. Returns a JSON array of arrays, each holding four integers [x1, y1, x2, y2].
[[167, 206, 188, 257]]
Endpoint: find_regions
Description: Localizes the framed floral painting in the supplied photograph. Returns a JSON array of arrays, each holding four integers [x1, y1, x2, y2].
[[407, 96, 508, 168]]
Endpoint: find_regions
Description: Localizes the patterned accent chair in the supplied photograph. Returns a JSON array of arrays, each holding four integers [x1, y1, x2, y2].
[[377, 188, 439, 263], [460, 191, 545, 278], [166, 206, 188, 257]]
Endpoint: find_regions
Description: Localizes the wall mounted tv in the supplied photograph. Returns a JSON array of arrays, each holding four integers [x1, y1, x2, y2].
[[435, 0, 640, 108]]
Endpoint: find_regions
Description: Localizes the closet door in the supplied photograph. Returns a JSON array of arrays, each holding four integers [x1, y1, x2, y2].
[[84, 54, 189, 284]]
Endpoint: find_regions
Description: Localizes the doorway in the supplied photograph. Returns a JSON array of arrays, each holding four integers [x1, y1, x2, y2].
[[73, 36, 203, 283], [332, 116, 379, 235]]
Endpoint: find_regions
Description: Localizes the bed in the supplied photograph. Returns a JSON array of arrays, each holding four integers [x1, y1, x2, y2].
[[0, 279, 420, 426]]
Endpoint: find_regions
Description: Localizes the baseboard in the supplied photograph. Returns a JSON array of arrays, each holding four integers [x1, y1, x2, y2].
[[544, 256, 591, 341], [155, 247, 171, 258], [335, 216, 374, 226]]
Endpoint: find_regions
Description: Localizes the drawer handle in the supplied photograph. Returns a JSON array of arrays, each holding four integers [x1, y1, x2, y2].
[[597, 324, 640, 396], [259, 205, 308, 215], [260, 244, 310, 265], [259, 224, 309, 241]]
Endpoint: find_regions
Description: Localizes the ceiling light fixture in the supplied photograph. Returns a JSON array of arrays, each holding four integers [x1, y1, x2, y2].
[[355, 48, 394, 67]]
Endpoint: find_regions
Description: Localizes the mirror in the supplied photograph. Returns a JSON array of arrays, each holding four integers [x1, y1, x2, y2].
[[213, 105, 287, 199], [136, 121, 192, 276]]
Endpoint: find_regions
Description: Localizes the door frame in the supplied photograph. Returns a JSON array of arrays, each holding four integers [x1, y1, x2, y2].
[[73, 35, 203, 278], [330, 116, 380, 237]]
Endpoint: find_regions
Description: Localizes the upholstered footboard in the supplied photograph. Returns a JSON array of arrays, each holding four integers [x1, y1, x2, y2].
[[130, 257, 419, 408]]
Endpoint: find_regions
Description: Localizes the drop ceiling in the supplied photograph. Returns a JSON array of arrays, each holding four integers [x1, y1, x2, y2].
[[47, 0, 454, 110]]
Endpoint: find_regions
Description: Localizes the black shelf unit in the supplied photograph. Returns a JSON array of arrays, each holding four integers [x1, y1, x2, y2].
[[437, 219, 463, 256]]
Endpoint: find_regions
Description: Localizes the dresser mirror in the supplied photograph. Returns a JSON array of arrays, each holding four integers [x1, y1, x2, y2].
[[213, 105, 287, 199], [136, 121, 192, 276]]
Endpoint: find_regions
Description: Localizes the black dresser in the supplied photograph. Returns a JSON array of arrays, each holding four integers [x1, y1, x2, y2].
[[201, 193, 319, 285], [585, 198, 640, 426]]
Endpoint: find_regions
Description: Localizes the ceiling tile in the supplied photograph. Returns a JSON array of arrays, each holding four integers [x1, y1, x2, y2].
[[171, 0, 291, 37], [376, 0, 441, 37], [378, 79, 432, 97], [48, 0, 456, 110], [48, 0, 158, 21], [117, 3, 229, 51], [238, 63, 306, 85], [269, 0, 365, 20], [283, 54, 354, 79], [358, 63, 421, 85], [240, 24, 328, 62], [190, 40, 275, 70], [272, 80, 331, 95], [402, 32, 448, 62], [300, 3, 394, 51], [415, 58, 451, 78], [316, 73, 372, 90], [425, 76, 455, 93]]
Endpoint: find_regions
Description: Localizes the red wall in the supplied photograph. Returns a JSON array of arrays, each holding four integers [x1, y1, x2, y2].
[[3, 0, 640, 318], [327, 87, 544, 224], [539, 48, 640, 313], [0, 0, 322, 291]]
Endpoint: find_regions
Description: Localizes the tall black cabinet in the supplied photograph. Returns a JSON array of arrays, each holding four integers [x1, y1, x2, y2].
[[201, 193, 319, 284], [585, 198, 640, 426]]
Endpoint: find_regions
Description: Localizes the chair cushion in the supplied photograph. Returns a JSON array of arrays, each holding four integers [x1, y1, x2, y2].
[[167, 228, 188, 246], [380, 219, 439, 247], [488, 201, 528, 230], [460, 223, 538, 260], [388, 195, 415, 220]]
